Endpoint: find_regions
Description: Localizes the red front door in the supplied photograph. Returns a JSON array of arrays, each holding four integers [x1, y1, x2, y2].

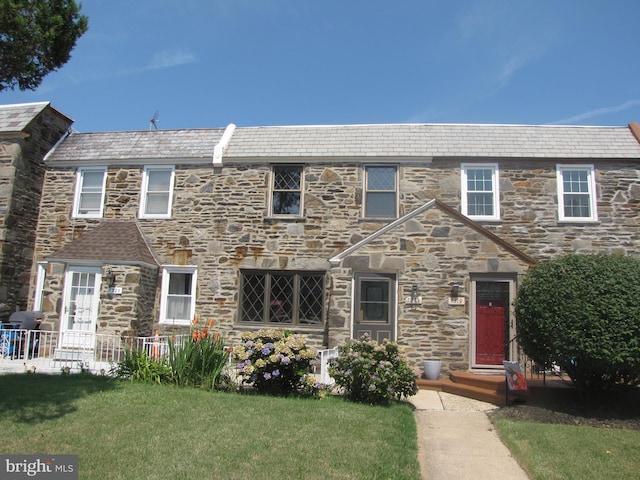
[[475, 281, 510, 366]]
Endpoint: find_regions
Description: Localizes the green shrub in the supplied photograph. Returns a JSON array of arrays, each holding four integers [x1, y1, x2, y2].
[[328, 335, 418, 405], [233, 329, 321, 397], [113, 324, 232, 391], [112, 348, 173, 384], [515, 253, 640, 398], [167, 331, 231, 390]]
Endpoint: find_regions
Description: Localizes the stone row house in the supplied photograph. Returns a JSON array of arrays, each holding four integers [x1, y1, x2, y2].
[[0, 103, 72, 320], [12, 101, 640, 374]]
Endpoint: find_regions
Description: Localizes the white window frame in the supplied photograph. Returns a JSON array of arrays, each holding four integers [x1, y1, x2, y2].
[[72, 166, 107, 218], [556, 164, 598, 222], [269, 164, 304, 217], [139, 165, 175, 219], [159, 265, 198, 326], [461, 163, 500, 221], [363, 165, 398, 218], [33, 261, 47, 311]]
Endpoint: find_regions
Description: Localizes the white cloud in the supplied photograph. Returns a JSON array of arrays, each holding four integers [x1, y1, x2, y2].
[[148, 49, 197, 70], [497, 53, 529, 88], [552, 100, 640, 124]]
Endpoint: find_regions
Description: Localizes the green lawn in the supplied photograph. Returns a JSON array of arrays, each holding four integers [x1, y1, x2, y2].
[[0, 374, 421, 480], [493, 418, 640, 480]]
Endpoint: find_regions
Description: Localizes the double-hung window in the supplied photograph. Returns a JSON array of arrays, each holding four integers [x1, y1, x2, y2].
[[461, 163, 500, 221], [73, 166, 107, 218], [239, 271, 325, 325], [159, 266, 197, 325], [364, 165, 397, 218], [270, 165, 303, 216], [556, 165, 597, 222], [139, 165, 175, 219]]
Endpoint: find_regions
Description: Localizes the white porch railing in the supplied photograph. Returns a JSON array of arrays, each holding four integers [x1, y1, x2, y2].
[[317, 346, 338, 385], [0, 329, 190, 375], [1, 329, 340, 382]]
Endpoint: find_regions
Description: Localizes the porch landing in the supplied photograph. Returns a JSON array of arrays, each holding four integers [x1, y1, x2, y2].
[[418, 371, 573, 406]]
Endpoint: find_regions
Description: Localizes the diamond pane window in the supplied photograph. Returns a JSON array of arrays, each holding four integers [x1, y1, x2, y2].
[[298, 275, 323, 324], [240, 273, 266, 323], [271, 165, 302, 215], [239, 271, 325, 326], [557, 165, 597, 221], [365, 166, 397, 217], [461, 164, 500, 220]]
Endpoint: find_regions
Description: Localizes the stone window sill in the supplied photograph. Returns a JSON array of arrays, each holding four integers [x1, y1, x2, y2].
[[263, 216, 306, 223]]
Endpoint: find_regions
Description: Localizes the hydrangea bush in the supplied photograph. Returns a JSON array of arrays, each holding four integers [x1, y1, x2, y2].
[[233, 329, 322, 397], [328, 335, 418, 405]]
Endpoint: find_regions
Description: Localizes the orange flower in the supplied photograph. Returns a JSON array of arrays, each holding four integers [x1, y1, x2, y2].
[[192, 331, 200, 341], [192, 316, 199, 325], [201, 328, 208, 339], [207, 318, 215, 327], [226, 347, 233, 354], [213, 332, 220, 341]]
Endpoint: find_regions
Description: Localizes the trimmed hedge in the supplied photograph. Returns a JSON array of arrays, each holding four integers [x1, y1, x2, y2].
[[515, 253, 640, 398]]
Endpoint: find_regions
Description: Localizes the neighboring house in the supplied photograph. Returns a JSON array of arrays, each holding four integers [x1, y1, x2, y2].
[[26, 115, 640, 374], [0, 103, 72, 320]]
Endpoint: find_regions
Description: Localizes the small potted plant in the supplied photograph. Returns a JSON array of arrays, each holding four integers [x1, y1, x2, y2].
[[423, 359, 442, 380]]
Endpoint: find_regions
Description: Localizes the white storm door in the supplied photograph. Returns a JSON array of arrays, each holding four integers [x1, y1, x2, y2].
[[60, 266, 101, 349]]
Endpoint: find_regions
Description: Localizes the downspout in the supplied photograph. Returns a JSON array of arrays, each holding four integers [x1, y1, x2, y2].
[[213, 123, 236, 166], [43, 127, 74, 163]]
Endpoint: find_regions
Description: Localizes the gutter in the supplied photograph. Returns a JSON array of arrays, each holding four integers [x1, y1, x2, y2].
[[213, 123, 236, 166]]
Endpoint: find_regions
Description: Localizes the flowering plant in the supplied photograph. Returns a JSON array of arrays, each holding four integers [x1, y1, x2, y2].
[[167, 317, 233, 390], [233, 329, 322, 397], [328, 334, 418, 405]]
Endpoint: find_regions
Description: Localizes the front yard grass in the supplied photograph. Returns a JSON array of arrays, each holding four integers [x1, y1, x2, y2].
[[0, 374, 420, 480], [493, 418, 640, 480]]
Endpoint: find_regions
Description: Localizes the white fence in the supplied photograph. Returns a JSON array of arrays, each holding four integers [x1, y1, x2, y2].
[[0, 329, 190, 375], [0, 329, 337, 383]]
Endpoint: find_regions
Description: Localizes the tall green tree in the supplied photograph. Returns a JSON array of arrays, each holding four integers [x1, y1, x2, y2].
[[0, 0, 88, 91]]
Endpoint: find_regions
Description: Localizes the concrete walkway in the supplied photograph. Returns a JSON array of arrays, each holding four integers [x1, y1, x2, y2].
[[409, 390, 530, 480]]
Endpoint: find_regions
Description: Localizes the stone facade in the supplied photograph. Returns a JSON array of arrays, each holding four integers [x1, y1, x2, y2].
[[0, 105, 71, 320], [30, 146, 640, 373]]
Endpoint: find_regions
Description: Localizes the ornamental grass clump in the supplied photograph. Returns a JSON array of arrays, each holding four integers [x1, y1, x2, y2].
[[328, 335, 418, 405], [233, 329, 321, 397]]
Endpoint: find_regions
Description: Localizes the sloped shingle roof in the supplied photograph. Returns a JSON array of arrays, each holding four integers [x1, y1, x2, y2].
[[226, 123, 640, 160], [46, 129, 225, 164], [47, 221, 158, 267], [44, 122, 640, 164], [0, 102, 51, 133]]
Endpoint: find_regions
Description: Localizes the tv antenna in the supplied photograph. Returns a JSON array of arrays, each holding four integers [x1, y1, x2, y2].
[[149, 111, 160, 130]]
